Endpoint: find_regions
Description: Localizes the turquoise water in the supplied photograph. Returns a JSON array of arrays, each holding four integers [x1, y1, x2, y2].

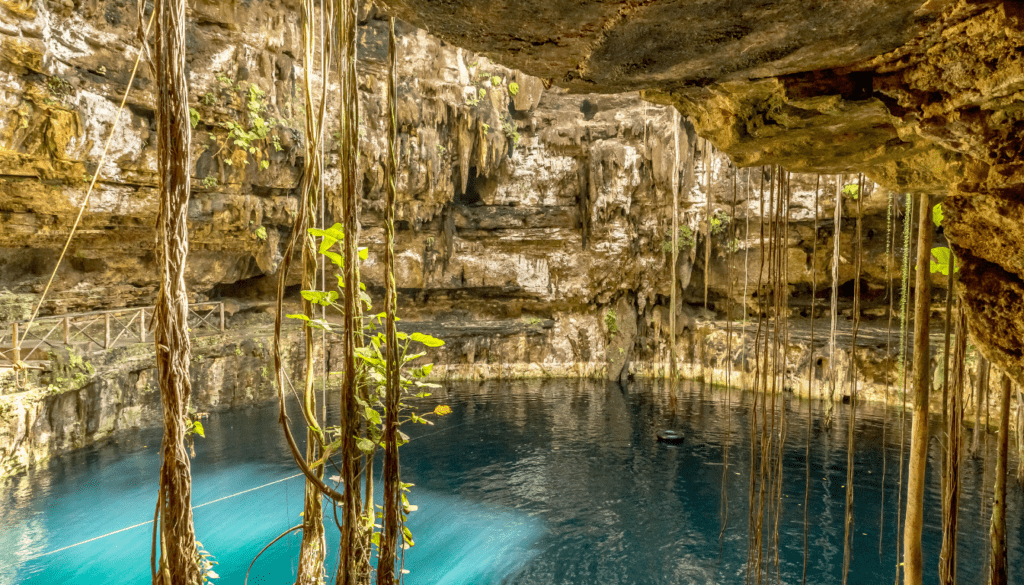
[[1, 379, 1021, 584]]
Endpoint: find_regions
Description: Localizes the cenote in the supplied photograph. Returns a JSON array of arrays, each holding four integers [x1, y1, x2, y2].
[[2, 379, 1020, 584]]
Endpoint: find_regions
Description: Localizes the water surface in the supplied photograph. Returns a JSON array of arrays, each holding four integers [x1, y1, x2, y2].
[[1, 379, 1020, 584]]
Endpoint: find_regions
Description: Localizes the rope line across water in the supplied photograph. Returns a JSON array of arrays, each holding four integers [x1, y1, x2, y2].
[[1, 417, 472, 571], [0, 473, 303, 569]]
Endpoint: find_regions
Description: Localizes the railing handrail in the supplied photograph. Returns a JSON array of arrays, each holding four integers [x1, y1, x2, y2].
[[0, 302, 225, 362], [0, 301, 226, 328]]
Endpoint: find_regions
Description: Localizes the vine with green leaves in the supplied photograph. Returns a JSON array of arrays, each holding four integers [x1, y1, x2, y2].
[[196, 74, 285, 182], [285, 223, 450, 578]]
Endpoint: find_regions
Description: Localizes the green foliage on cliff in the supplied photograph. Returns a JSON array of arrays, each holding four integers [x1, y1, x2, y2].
[[709, 209, 730, 236], [508, 81, 520, 96], [661, 225, 695, 253], [604, 309, 618, 335]]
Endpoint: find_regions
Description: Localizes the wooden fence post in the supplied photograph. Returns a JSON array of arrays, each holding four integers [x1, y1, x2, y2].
[[104, 312, 111, 349], [12, 322, 20, 386], [63, 316, 70, 344], [219, 302, 225, 333], [140, 308, 147, 343]]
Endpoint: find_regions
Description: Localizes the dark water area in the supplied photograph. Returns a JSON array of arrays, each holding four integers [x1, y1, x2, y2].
[[1, 379, 1021, 584]]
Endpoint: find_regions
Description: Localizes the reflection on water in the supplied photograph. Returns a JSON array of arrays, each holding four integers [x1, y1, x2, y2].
[[1, 379, 1021, 584]]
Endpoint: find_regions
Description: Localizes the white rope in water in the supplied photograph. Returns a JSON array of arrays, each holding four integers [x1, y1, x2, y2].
[[2, 416, 475, 571], [0, 473, 303, 569]]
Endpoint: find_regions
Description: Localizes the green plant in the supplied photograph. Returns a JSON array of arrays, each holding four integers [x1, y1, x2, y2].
[[661, 225, 695, 253], [478, 88, 487, 99], [196, 541, 219, 583], [709, 209, 730, 236], [287, 223, 450, 551], [234, 345, 242, 356], [726, 237, 741, 254], [929, 247, 960, 276], [254, 225, 268, 241], [490, 75, 501, 87], [201, 92, 216, 106], [501, 117, 520, 147], [215, 72, 235, 88], [436, 144, 446, 156], [604, 309, 618, 335], [523, 316, 543, 326], [207, 79, 276, 170], [201, 176, 218, 189], [189, 107, 200, 129], [481, 123, 489, 135], [932, 202, 944, 227], [842, 183, 859, 200], [46, 76, 74, 102], [508, 82, 520, 96]]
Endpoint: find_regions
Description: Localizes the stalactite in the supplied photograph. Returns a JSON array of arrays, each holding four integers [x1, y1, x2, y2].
[[987, 374, 1012, 585], [841, 174, 864, 585], [903, 194, 934, 585], [150, 0, 200, 581], [938, 302, 966, 585]]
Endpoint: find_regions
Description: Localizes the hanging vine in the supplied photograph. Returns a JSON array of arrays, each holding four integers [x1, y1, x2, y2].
[[903, 194, 935, 585], [825, 175, 843, 428], [377, 15, 403, 585], [149, 0, 202, 582], [801, 174, 820, 585], [841, 174, 864, 585]]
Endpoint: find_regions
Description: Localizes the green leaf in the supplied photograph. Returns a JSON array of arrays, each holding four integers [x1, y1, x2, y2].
[[420, 363, 433, 377], [287, 313, 310, 321], [930, 247, 960, 276], [192, 421, 205, 438], [409, 332, 445, 347], [364, 406, 382, 425], [932, 203, 944, 227], [355, 437, 376, 453], [359, 247, 369, 261], [323, 250, 343, 269]]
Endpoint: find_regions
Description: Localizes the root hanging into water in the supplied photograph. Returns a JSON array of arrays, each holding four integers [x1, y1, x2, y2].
[[801, 174, 820, 585], [841, 174, 865, 585]]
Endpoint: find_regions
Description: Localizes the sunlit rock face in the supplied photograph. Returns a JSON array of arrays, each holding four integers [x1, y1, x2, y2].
[[377, 0, 1024, 383], [0, 0, 913, 380]]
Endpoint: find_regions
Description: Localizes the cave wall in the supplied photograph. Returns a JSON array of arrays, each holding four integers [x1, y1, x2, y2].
[[374, 0, 1024, 387], [0, 0, 925, 383]]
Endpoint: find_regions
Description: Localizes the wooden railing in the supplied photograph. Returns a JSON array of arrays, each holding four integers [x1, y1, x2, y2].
[[0, 302, 225, 367]]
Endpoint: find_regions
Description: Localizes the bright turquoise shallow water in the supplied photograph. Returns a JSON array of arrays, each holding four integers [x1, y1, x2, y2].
[[1, 379, 1021, 584]]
